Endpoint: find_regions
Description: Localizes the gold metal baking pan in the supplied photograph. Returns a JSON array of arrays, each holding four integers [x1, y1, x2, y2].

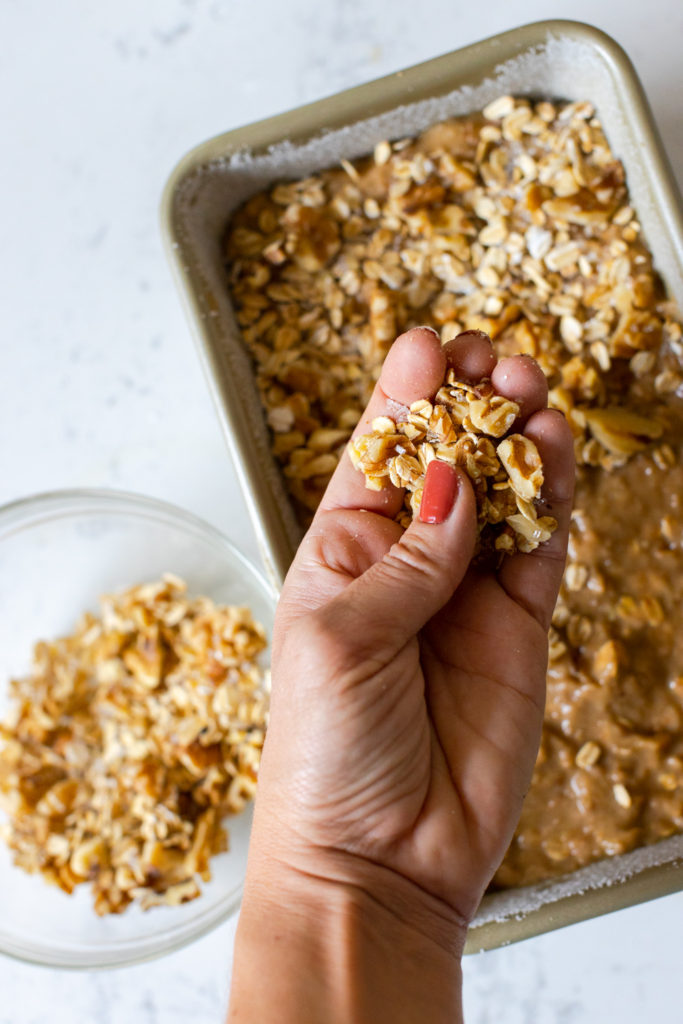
[[161, 20, 683, 951]]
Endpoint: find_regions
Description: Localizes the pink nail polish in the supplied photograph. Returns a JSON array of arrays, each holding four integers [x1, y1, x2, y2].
[[419, 460, 459, 524]]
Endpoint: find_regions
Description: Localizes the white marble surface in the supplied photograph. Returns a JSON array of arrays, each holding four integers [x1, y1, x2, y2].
[[1, 1, 681, 1020]]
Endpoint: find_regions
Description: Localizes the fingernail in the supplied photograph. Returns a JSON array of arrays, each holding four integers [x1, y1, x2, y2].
[[419, 460, 459, 524], [413, 324, 440, 339], [454, 329, 492, 342]]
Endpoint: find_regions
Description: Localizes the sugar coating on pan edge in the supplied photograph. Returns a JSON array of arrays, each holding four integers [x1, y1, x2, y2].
[[169, 33, 683, 925], [474, 831, 683, 926]]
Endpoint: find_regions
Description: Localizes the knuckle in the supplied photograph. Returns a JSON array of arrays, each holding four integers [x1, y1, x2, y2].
[[384, 531, 444, 585]]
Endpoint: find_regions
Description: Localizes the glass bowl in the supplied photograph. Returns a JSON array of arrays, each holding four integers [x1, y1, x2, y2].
[[0, 489, 276, 969]]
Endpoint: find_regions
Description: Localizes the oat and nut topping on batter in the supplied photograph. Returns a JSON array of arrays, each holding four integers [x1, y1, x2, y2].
[[225, 95, 683, 886], [225, 95, 679, 528], [348, 368, 556, 556], [0, 575, 268, 914]]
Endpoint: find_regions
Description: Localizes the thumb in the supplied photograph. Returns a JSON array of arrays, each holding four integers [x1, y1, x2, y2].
[[331, 461, 477, 651]]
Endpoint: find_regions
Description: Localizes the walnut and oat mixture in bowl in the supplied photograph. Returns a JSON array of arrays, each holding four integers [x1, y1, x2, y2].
[[0, 490, 275, 967], [0, 575, 268, 916], [224, 94, 683, 887]]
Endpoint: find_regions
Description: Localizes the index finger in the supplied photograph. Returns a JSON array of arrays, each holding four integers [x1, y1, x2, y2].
[[317, 326, 446, 517]]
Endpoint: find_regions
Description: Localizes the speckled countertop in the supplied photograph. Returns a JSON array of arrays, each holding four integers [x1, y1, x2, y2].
[[1, 1, 682, 1021]]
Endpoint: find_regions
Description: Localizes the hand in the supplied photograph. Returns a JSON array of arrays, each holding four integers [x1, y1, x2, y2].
[[229, 327, 574, 1023]]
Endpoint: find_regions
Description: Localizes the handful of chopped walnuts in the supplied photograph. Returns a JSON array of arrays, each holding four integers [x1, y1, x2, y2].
[[0, 575, 268, 915], [348, 369, 557, 556]]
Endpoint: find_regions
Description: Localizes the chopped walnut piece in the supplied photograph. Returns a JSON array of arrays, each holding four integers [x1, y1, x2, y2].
[[0, 576, 269, 915], [497, 435, 544, 502], [466, 394, 519, 436], [583, 407, 663, 456]]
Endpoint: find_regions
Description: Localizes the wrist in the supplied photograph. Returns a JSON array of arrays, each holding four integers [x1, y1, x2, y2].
[[229, 837, 466, 1024], [247, 836, 468, 956]]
